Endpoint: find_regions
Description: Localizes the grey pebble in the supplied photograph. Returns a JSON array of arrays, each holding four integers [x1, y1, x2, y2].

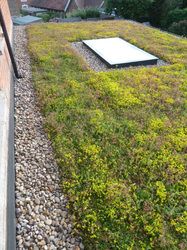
[[80, 243, 85, 249], [35, 198, 40, 205], [45, 219, 52, 225], [38, 234, 43, 240], [14, 26, 84, 250]]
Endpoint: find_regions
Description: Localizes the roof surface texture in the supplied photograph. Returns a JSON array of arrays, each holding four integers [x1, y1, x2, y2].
[[84, 0, 103, 8], [30, 0, 104, 12], [30, 0, 69, 11]]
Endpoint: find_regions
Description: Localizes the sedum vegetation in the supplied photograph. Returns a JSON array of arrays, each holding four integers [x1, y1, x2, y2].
[[27, 21, 187, 249]]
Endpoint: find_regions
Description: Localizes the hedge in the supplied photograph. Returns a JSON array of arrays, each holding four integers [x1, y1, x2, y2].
[[169, 20, 187, 36], [166, 8, 187, 27], [68, 7, 100, 19]]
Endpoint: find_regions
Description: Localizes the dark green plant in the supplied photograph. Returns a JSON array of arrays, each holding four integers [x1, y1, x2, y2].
[[20, 9, 29, 16], [105, 0, 152, 21], [182, 0, 187, 7], [149, 0, 165, 27], [149, 0, 184, 27], [168, 19, 187, 36], [68, 7, 100, 19], [166, 8, 187, 27], [37, 11, 62, 22]]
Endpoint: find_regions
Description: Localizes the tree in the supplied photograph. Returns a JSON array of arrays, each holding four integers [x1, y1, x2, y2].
[[149, 0, 184, 27], [149, 0, 163, 26], [105, 0, 153, 22], [182, 0, 187, 7]]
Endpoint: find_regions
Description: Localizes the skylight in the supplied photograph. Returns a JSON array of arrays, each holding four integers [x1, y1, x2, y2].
[[83, 37, 158, 68]]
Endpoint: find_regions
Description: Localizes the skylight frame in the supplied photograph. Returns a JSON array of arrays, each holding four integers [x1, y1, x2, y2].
[[83, 37, 158, 68]]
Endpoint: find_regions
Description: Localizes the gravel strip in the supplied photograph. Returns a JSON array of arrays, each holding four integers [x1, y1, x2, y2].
[[72, 42, 108, 72], [72, 42, 168, 72], [14, 26, 83, 250]]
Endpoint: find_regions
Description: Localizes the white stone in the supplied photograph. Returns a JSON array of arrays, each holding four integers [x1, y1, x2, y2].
[[45, 219, 52, 225]]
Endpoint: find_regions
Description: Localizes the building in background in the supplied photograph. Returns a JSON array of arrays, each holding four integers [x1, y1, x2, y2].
[[28, 0, 104, 14], [7, 0, 20, 15]]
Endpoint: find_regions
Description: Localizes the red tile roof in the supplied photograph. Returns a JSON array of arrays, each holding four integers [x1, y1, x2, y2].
[[29, 0, 104, 12], [84, 0, 104, 8], [30, 0, 69, 11]]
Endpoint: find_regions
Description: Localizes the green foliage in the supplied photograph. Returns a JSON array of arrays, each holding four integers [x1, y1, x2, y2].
[[105, 0, 152, 21], [183, 0, 187, 7], [149, 0, 183, 27], [68, 7, 100, 19], [149, 0, 165, 27], [149, 0, 187, 36], [20, 9, 28, 16], [149, 0, 186, 28], [37, 11, 62, 22], [27, 21, 187, 249], [168, 20, 187, 36], [166, 8, 187, 27]]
